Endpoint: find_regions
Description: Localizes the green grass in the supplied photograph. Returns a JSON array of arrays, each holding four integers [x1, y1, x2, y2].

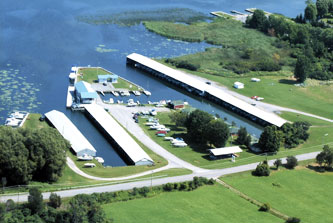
[[102, 184, 282, 223], [279, 111, 333, 126], [22, 113, 50, 130], [77, 67, 108, 83], [139, 112, 333, 169], [112, 78, 140, 91], [222, 164, 333, 223], [145, 17, 294, 77]]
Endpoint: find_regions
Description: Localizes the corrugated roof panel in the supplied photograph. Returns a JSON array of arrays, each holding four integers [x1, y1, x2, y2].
[[45, 110, 96, 156], [84, 104, 153, 165], [209, 146, 243, 156]]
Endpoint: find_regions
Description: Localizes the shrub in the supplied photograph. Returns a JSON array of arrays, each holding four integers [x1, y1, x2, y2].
[[285, 156, 298, 169], [286, 217, 301, 223], [259, 203, 271, 212], [252, 162, 270, 176], [48, 193, 61, 209], [163, 183, 174, 192]]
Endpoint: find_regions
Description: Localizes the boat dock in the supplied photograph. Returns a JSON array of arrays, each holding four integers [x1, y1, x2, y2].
[[66, 86, 75, 108], [45, 110, 96, 157], [210, 11, 233, 18], [231, 10, 246, 15], [84, 104, 154, 166], [126, 53, 286, 127], [245, 8, 272, 15]]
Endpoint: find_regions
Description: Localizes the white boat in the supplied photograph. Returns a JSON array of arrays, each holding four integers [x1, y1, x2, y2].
[[95, 157, 104, 164], [164, 137, 174, 141], [150, 124, 165, 130], [120, 91, 130, 96], [5, 118, 21, 127], [157, 127, 170, 132], [145, 122, 157, 126], [104, 98, 114, 104], [149, 110, 157, 116], [171, 139, 184, 144], [84, 163, 96, 168], [77, 154, 93, 161], [143, 90, 151, 96], [127, 102, 137, 107], [9, 111, 27, 120], [173, 142, 187, 147], [136, 100, 140, 105], [117, 100, 123, 104], [132, 91, 141, 96], [111, 91, 119, 97]]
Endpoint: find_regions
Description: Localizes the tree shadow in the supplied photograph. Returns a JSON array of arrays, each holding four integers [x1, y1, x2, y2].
[[306, 165, 333, 173], [165, 124, 185, 132], [278, 79, 298, 85]]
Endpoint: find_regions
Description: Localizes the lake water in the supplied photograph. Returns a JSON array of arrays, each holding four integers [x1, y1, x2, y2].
[[0, 0, 305, 166]]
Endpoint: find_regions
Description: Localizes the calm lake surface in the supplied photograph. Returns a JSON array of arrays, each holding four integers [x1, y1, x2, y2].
[[0, 0, 305, 166]]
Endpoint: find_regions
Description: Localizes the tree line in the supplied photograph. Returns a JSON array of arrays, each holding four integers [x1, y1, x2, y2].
[[246, 2, 333, 82], [258, 121, 311, 153], [0, 177, 215, 223], [0, 126, 69, 186]]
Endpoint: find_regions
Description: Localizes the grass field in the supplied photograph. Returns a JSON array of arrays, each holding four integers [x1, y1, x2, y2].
[[144, 17, 294, 77], [139, 111, 333, 169], [22, 113, 50, 130], [103, 184, 282, 223], [279, 111, 333, 126], [222, 164, 333, 223], [77, 67, 140, 90]]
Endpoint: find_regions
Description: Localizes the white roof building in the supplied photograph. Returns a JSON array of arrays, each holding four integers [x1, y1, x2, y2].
[[209, 146, 243, 157], [127, 53, 286, 127], [234, 82, 244, 89], [84, 104, 154, 166], [45, 110, 96, 157]]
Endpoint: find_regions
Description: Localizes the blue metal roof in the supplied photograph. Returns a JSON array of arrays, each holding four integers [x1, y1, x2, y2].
[[81, 92, 98, 99], [75, 81, 88, 94], [98, 74, 118, 80]]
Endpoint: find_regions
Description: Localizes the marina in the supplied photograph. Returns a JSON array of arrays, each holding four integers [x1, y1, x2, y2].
[[4, 111, 29, 128], [127, 53, 286, 127]]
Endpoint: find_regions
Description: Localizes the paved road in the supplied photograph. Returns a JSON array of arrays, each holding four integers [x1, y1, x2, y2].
[[1, 151, 319, 203], [99, 103, 206, 174]]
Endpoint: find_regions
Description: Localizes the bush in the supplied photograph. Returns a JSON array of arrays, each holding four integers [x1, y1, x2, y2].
[[286, 217, 301, 223], [48, 193, 61, 209], [252, 162, 270, 176], [259, 203, 271, 212], [285, 156, 298, 169]]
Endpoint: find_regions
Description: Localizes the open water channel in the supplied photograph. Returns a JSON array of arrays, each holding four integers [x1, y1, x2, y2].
[[0, 0, 305, 166]]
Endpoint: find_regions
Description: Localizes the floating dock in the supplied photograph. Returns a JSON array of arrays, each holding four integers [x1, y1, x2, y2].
[[45, 110, 96, 157], [84, 104, 154, 166], [127, 53, 286, 127], [66, 86, 75, 108]]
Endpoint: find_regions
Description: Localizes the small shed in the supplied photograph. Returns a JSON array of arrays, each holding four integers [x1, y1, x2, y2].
[[234, 82, 244, 89], [98, 74, 118, 84], [209, 146, 243, 160], [168, 100, 185, 110]]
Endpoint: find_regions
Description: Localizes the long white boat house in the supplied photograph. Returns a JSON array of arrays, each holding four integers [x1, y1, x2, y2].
[[84, 104, 154, 166], [45, 110, 96, 157], [127, 53, 286, 127]]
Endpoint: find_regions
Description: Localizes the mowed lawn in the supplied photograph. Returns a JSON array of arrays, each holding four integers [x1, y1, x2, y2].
[[222, 167, 333, 223], [103, 184, 282, 223]]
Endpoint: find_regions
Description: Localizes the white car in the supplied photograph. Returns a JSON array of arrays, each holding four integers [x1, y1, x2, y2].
[[157, 127, 170, 132]]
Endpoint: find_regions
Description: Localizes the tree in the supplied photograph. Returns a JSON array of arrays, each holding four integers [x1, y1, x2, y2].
[[304, 2, 317, 22], [258, 126, 283, 153], [285, 156, 298, 169], [168, 111, 187, 127], [294, 55, 309, 83], [184, 109, 213, 144], [206, 119, 229, 148], [247, 9, 269, 32], [253, 162, 270, 176], [28, 188, 44, 214], [236, 127, 251, 148], [48, 193, 62, 209], [316, 0, 329, 18], [316, 145, 333, 169], [274, 158, 283, 170]]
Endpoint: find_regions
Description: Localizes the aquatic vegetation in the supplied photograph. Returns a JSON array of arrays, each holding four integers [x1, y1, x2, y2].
[[77, 8, 209, 26], [95, 45, 119, 53], [0, 69, 41, 119]]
